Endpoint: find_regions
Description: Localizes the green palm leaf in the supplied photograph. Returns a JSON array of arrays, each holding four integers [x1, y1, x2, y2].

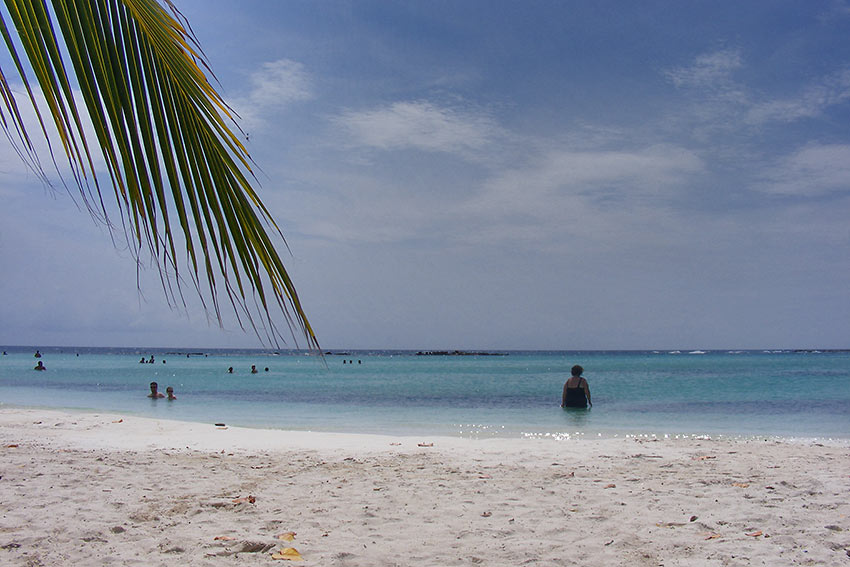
[[0, 0, 318, 349]]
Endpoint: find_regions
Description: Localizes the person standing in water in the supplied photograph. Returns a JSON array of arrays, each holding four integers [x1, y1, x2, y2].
[[148, 382, 165, 398], [561, 365, 592, 409]]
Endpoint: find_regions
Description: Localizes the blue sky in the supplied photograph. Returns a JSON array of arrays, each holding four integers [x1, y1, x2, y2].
[[1, 0, 849, 350]]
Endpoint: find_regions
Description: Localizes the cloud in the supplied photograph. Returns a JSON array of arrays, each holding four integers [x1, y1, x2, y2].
[[532, 145, 704, 192], [248, 59, 313, 106], [445, 143, 706, 249], [746, 68, 850, 124], [667, 50, 850, 130], [279, 86, 711, 249], [661, 49, 751, 138], [277, 128, 706, 248], [756, 143, 850, 196], [333, 101, 500, 157], [666, 48, 743, 90], [476, 144, 704, 213], [232, 59, 313, 129]]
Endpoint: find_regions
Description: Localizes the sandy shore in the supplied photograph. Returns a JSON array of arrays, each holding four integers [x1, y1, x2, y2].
[[0, 409, 848, 566]]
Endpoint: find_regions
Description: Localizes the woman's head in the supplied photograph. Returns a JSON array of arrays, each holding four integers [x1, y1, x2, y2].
[[571, 365, 583, 377]]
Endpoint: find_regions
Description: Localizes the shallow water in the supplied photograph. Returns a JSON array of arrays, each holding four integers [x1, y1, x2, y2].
[[1, 347, 848, 439]]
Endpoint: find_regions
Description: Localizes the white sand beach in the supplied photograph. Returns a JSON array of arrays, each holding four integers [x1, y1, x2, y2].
[[0, 408, 848, 566]]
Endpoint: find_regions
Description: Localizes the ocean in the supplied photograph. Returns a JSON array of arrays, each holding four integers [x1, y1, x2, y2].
[[1, 347, 848, 440]]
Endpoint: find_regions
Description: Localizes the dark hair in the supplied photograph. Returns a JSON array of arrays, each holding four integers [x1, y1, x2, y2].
[[570, 365, 583, 377], [150, 382, 158, 387]]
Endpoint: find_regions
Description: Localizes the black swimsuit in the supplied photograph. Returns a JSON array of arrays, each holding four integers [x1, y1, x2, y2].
[[563, 378, 588, 408]]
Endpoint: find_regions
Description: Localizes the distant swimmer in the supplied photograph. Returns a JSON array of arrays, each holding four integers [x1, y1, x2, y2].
[[166, 386, 177, 400], [561, 365, 592, 409], [251, 365, 258, 374], [148, 381, 165, 399], [34, 361, 46, 371], [227, 367, 234, 374], [139, 357, 145, 364], [264, 367, 269, 372], [34, 350, 42, 358]]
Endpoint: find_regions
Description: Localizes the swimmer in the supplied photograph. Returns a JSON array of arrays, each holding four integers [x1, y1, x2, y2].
[[148, 381, 165, 398], [251, 365, 258, 374], [166, 386, 177, 400], [34, 360, 46, 371], [227, 367, 234, 374]]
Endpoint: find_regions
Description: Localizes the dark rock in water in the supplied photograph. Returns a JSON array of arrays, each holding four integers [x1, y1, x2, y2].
[[415, 350, 507, 356]]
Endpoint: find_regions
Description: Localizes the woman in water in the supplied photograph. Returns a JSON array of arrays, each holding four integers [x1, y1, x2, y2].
[[561, 365, 592, 409]]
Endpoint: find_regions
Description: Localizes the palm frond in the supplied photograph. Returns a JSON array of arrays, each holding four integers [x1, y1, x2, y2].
[[0, 0, 318, 349]]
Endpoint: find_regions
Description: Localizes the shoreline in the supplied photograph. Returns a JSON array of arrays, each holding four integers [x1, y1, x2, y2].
[[2, 402, 848, 444], [1, 408, 849, 566], [0, 402, 850, 446]]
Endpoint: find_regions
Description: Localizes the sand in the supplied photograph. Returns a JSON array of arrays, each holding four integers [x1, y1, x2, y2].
[[0, 409, 848, 566]]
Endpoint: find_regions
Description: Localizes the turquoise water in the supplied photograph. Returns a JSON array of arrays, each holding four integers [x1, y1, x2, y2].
[[1, 347, 848, 439]]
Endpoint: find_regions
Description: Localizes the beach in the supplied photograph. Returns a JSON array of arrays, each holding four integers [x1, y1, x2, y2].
[[0, 408, 848, 566]]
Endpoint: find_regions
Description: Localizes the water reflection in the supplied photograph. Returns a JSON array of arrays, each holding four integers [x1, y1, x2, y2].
[[561, 406, 590, 427]]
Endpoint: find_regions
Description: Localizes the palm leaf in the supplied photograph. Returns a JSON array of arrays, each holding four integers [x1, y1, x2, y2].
[[0, 0, 318, 349]]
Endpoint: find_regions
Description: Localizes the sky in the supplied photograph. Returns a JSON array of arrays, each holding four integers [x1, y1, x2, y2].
[[1, 0, 850, 350]]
